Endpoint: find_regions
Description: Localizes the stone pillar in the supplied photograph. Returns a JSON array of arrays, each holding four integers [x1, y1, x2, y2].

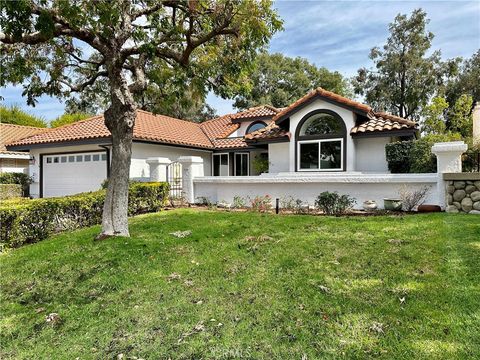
[[178, 156, 204, 203], [431, 141, 468, 210], [146, 157, 171, 182]]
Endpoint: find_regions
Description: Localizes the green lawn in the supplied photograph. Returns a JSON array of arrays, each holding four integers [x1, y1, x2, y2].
[[1, 210, 479, 359]]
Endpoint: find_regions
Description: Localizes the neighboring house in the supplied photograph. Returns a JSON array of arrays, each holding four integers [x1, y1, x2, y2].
[[0, 123, 45, 174], [6, 88, 417, 198]]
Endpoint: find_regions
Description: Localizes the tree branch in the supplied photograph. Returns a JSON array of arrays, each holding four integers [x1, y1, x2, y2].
[[57, 71, 108, 93]]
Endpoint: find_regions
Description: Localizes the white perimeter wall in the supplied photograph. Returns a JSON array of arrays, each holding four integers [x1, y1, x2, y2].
[[194, 173, 438, 209], [28, 142, 212, 197], [354, 137, 390, 173]]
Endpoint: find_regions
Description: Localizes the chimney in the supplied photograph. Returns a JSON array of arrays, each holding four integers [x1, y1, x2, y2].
[[474, 102, 480, 145]]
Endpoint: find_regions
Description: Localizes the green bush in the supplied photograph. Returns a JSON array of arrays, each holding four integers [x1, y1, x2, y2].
[[315, 191, 356, 215], [0, 182, 169, 249], [0, 172, 33, 196], [385, 141, 413, 173], [0, 184, 22, 200]]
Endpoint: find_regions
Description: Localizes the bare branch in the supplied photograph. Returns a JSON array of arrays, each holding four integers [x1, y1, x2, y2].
[[57, 71, 108, 93]]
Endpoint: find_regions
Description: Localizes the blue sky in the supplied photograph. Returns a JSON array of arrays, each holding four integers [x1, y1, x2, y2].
[[1, 0, 479, 122]]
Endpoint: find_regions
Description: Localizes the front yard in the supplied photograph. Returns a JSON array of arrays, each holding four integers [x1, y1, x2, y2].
[[1, 209, 479, 359]]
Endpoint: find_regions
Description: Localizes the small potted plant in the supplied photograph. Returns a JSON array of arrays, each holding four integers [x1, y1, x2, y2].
[[384, 198, 403, 211]]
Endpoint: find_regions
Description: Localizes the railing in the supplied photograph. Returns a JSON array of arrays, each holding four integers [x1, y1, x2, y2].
[[462, 151, 480, 173]]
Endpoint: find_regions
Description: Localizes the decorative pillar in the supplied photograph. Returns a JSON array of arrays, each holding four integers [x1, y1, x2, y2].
[[146, 157, 171, 182], [177, 156, 204, 203], [431, 141, 468, 209]]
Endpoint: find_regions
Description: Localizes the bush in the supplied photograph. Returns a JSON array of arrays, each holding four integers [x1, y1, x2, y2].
[[0, 184, 22, 200], [249, 195, 272, 212], [398, 185, 431, 211], [385, 141, 413, 173], [0, 172, 33, 196], [0, 182, 169, 249], [315, 191, 356, 215]]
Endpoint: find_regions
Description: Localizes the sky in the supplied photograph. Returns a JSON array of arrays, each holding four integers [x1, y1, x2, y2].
[[1, 0, 479, 122]]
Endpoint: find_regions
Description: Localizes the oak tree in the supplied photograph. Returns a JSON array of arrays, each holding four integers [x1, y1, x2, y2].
[[1, 0, 281, 237]]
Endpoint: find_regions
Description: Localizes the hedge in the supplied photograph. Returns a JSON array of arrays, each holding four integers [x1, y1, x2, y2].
[[0, 184, 22, 200], [0, 172, 32, 196], [0, 182, 169, 248]]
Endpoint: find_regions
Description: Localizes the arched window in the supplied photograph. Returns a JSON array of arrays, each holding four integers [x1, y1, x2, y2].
[[246, 121, 267, 134], [295, 110, 346, 171]]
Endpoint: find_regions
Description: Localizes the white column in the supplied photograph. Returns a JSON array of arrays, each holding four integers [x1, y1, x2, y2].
[[178, 156, 204, 203], [431, 141, 468, 209], [146, 157, 171, 182]]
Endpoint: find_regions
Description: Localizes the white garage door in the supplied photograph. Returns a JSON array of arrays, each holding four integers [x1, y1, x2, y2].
[[43, 151, 108, 197]]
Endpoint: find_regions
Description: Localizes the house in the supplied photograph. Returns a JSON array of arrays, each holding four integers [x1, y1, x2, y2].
[[6, 88, 418, 198], [0, 123, 45, 174]]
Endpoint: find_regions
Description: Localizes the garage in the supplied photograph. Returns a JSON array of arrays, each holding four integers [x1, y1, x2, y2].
[[42, 151, 108, 197]]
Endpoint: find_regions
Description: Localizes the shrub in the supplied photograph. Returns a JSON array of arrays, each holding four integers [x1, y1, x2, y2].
[[0, 172, 33, 196], [315, 191, 356, 215], [398, 185, 431, 211], [232, 195, 246, 209], [0, 182, 169, 249], [249, 195, 272, 212], [252, 155, 269, 174], [0, 184, 22, 200], [385, 141, 413, 173]]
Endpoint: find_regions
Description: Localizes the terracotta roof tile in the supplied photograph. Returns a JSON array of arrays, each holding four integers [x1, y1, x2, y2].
[[350, 113, 417, 135], [272, 87, 372, 122], [244, 122, 290, 142], [0, 123, 46, 151], [230, 105, 279, 120], [200, 114, 239, 139], [8, 111, 214, 149], [212, 137, 249, 149]]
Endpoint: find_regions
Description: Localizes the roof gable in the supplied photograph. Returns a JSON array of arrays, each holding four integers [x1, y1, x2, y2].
[[0, 123, 46, 151]]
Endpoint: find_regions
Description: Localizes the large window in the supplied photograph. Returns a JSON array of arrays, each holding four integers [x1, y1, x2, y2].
[[234, 153, 249, 176], [213, 153, 229, 176], [296, 110, 346, 171]]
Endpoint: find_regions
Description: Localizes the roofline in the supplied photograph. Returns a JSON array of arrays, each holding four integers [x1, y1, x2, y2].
[[231, 115, 274, 124], [0, 123, 47, 130], [350, 129, 417, 138], [274, 92, 370, 125]]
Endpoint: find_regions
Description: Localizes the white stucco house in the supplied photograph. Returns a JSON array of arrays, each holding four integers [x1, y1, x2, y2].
[[6, 88, 420, 200]]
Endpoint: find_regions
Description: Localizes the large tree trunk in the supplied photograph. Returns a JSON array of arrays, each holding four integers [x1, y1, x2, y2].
[[97, 77, 136, 238]]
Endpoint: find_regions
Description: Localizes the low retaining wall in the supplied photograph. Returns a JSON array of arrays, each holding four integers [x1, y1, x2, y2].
[[444, 173, 480, 213], [194, 173, 439, 209]]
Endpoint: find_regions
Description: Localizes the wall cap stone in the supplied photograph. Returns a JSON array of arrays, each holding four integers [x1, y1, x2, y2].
[[443, 173, 480, 180], [431, 141, 468, 154]]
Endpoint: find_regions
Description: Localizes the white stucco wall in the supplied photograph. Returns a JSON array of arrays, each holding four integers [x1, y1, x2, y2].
[[194, 173, 439, 209], [287, 98, 357, 172], [268, 142, 290, 173], [27, 142, 212, 198], [354, 137, 390, 173]]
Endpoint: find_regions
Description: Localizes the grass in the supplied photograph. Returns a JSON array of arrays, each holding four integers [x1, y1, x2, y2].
[[1, 209, 479, 359]]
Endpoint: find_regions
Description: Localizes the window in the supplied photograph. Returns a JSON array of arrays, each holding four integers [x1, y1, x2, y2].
[[213, 153, 229, 176], [93, 154, 100, 161], [76, 155, 83, 162], [53, 157, 59, 163], [68, 156, 75, 162], [296, 110, 346, 171], [84, 154, 91, 162], [101, 153, 107, 161], [234, 153, 249, 176], [246, 121, 267, 134], [46, 157, 52, 164], [61, 156, 67, 163]]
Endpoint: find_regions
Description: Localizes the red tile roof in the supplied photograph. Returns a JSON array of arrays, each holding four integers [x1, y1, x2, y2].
[[272, 87, 372, 122], [230, 105, 279, 120], [0, 123, 46, 151], [244, 122, 290, 143], [212, 137, 249, 149], [8, 111, 214, 149], [350, 113, 417, 135], [200, 114, 239, 140]]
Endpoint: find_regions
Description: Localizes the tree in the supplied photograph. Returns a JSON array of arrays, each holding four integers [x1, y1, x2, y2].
[[448, 94, 473, 138], [65, 64, 217, 122], [233, 52, 350, 110], [1, 0, 282, 237], [353, 9, 445, 120], [50, 112, 91, 128], [421, 97, 448, 135], [0, 105, 47, 127]]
